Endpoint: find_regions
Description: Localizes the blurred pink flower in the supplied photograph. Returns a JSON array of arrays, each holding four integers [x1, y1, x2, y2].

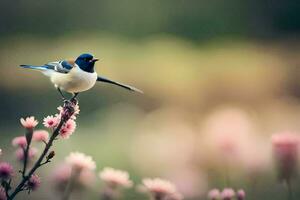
[[43, 115, 60, 128], [33, 130, 49, 142], [52, 164, 95, 191], [0, 187, 6, 200], [99, 167, 133, 188], [221, 188, 235, 200], [237, 189, 246, 200], [79, 168, 96, 187], [59, 119, 76, 139], [0, 162, 13, 179], [208, 189, 221, 200], [28, 174, 41, 191], [12, 136, 27, 148], [15, 147, 37, 161], [53, 165, 70, 181], [271, 132, 300, 181], [65, 152, 96, 171], [20, 116, 38, 129], [142, 178, 179, 199], [169, 168, 207, 198]]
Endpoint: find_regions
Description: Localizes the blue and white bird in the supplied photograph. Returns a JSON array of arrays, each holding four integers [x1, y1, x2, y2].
[[20, 53, 142, 99]]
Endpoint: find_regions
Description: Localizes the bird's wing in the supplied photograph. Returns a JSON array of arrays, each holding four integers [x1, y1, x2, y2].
[[97, 76, 143, 93], [45, 59, 76, 74], [20, 59, 76, 74]]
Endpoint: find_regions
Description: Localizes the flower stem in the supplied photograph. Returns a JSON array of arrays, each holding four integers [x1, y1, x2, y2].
[[61, 168, 81, 200], [22, 129, 33, 177], [224, 162, 230, 187]]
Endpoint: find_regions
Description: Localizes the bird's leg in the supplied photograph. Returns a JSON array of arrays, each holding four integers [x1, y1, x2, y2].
[[70, 93, 79, 104], [57, 88, 67, 101]]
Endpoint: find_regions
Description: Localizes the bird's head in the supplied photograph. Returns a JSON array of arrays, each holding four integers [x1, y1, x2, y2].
[[75, 53, 99, 73]]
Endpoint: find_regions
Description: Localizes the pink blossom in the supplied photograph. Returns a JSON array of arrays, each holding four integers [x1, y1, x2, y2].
[[43, 115, 60, 128], [79, 168, 96, 187], [142, 178, 178, 199], [57, 104, 80, 119], [59, 119, 76, 139], [12, 136, 27, 148], [20, 116, 38, 129], [237, 189, 246, 200], [65, 152, 96, 171], [221, 188, 235, 200], [72, 104, 80, 119], [0, 162, 13, 179], [52, 165, 71, 189], [271, 132, 300, 181], [99, 167, 133, 188], [15, 147, 37, 161], [52, 164, 95, 190], [0, 187, 6, 200], [28, 174, 41, 191], [33, 130, 49, 142], [208, 189, 221, 200]]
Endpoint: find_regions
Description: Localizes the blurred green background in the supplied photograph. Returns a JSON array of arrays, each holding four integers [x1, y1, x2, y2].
[[0, 0, 300, 199]]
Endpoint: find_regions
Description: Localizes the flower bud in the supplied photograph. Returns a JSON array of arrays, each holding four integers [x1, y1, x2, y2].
[[47, 151, 55, 160]]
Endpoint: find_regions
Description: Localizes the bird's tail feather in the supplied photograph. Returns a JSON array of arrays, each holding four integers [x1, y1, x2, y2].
[[97, 76, 143, 93], [20, 65, 48, 71]]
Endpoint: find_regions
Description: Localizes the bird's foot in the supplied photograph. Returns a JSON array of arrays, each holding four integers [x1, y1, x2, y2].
[[63, 98, 77, 106], [70, 97, 78, 105], [63, 99, 71, 105]]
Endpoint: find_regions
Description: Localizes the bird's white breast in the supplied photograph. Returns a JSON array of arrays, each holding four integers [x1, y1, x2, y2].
[[50, 67, 97, 93]]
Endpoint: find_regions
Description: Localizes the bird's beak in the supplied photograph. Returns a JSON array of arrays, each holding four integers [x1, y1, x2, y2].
[[92, 58, 99, 62]]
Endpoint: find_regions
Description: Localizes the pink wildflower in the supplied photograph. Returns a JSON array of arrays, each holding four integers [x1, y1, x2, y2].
[[52, 164, 95, 191], [12, 136, 27, 148], [20, 116, 38, 129], [15, 147, 37, 161], [65, 152, 96, 171], [79, 168, 96, 187], [142, 178, 178, 199], [33, 130, 49, 142], [0, 187, 6, 200], [52, 165, 71, 189], [99, 167, 133, 188], [72, 104, 80, 119], [0, 162, 13, 179], [221, 188, 235, 200], [237, 189, 246, 200], [271, 132, 300, 181], [43, 115, 60, 128], [208, 189, 221, 200], [59, 119, 76, 139], [57, 104, 80, 119], [28, 174, 41, 191]]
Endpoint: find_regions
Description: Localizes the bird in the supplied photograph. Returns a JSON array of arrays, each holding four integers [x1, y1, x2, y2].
[[20, 53, 143, 100]]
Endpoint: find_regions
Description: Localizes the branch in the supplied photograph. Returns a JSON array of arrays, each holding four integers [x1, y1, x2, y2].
[[8, 101, 75, 200]]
